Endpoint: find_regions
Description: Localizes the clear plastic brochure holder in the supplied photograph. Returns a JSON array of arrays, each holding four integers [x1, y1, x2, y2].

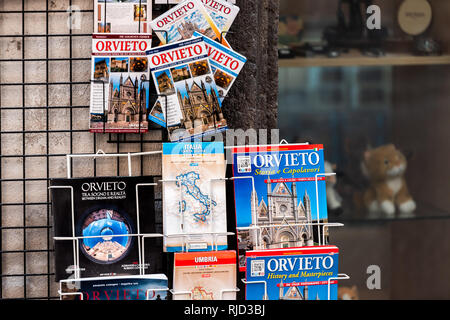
[[52, 149, 167, 300]]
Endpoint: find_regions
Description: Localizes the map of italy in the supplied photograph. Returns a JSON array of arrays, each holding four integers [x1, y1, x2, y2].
[[176, 171, 217, 223]]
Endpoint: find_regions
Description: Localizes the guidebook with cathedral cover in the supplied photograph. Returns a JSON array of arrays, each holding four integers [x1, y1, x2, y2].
[[90, 34, 151, 133], [154, 0, 239, 35], [231, 144, 328, 271], [94, 0, 151, 34], [60, 274, 168, 300], [147, 36, 227, 141], [193, 31, 246, 102], [150, 0, 231, 48], [245, 246, 339, 300], [50, 176, 163, 281], [162, 142, 227, 252], [173, 251, 237, 300], [148, 32, 245, 127]]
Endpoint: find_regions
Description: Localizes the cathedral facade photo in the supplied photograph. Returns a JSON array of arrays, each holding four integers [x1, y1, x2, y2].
[[175, 79, 227, 135], [249, 179, 314, 249], [107, 74, 148, 129], [279, 281, 313, 300]]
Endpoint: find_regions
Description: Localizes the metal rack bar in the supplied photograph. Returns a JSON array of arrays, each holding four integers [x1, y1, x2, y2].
[[21, 0, 27, 298], [45, 0, 51, 298]]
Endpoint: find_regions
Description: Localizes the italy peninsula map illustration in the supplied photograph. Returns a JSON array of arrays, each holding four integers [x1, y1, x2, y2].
[[162, 142, 227, 252], [176, 171, 217, 223]]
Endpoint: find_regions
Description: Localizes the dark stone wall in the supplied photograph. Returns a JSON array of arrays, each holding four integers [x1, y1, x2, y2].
[[222, 0, 279, 132]]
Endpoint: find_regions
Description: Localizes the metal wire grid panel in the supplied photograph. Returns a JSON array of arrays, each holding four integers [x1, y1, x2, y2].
[[0, 0, 169, 299]]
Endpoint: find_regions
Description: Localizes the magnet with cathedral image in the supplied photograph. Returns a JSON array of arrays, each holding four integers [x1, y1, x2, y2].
[[231, 144, 329, 272]]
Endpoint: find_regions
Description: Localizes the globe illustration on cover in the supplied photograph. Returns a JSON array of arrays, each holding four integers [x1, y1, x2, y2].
[[80, 209, 133, 264]]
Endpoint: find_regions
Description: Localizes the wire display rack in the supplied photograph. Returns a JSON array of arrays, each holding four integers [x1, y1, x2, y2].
[[0, 0, 172, 300], [1, 0, 343, 301]]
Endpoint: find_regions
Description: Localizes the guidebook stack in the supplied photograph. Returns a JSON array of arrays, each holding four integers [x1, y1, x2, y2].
[[230, 143, 342, 300], [147, 0, 246, 141]]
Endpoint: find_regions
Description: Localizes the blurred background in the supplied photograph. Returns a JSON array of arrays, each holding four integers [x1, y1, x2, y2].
[[278, 0, 450, 299]]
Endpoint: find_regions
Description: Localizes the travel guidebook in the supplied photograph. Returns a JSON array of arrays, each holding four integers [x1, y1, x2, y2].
[[193, 31, 246, 101], [90, 34, 151, 133], [50, 176, 163, 281], [173, 251, 237, 300], [156, 0, 236, 5], [162, 142, 227, 252], [147, 37, 227, 141], [245, 246, 339, 300], [154, 0, 239, 35], [147, 33, 245, 127], [231, 144, 328, 271], [94, 0, 151, 34], [60, 274, 169, 300], [150, 0, 231, 48]]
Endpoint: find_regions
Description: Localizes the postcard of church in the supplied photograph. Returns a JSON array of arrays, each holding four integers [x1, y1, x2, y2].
[[173, 251, 236, 300], [161, 142, 227, 252], [150, 0, 231, 48], [154, 0, 240, 36], [193, 31, 246, 102], [94, 0, 151, 34], [245, 246, 339, 300], [231, 143, 329, 272], [147, 36, 228, 141], [89, 34, 152, 133]]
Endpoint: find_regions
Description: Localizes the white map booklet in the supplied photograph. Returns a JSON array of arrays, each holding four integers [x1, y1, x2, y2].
[[161, 142, 227, 252]]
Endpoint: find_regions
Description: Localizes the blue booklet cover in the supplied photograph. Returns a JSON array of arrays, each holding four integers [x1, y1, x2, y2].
[[60, 274, 169, 300], [245, 246, 339, 300], [231, 144, 328, 271]]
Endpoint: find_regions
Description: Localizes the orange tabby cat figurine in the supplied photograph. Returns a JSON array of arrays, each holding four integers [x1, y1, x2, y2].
[[338, 286, 359, 300], [362, 144, 416, 217]]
